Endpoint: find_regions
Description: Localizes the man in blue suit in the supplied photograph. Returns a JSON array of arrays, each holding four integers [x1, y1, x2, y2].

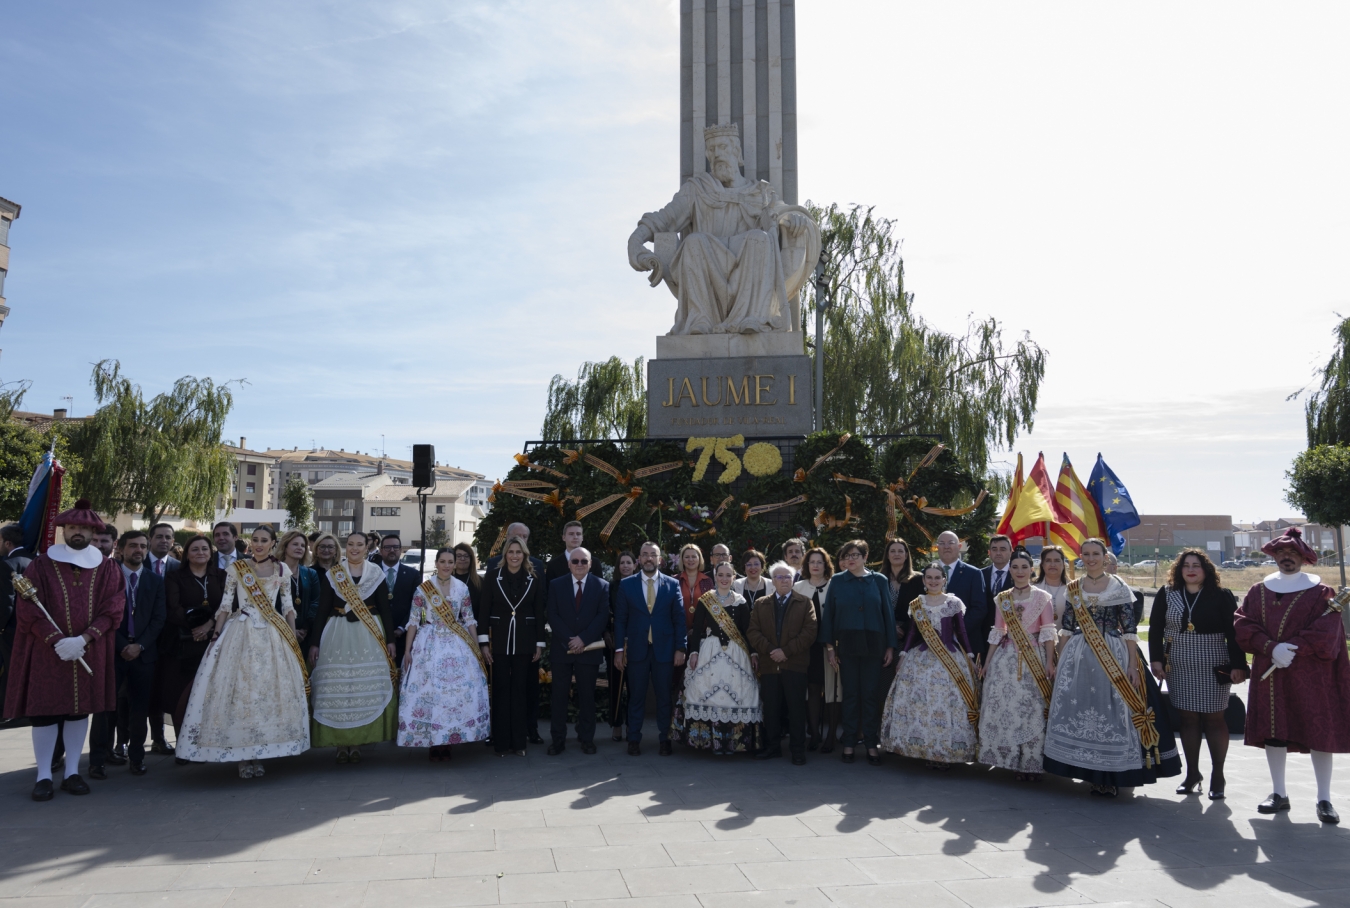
[[546, 546, 610, 755], [936, 531, 988, 660], [92, 530, 166, 778], [613, 541, 687, 756]]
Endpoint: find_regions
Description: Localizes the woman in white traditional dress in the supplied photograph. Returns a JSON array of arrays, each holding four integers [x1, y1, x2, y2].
[[673, 562, 761, 754], [307, 532, 398, 764], [177, 524, 311, 779], [880, 562, 980, 769], [1043, 538, 1181, 797], [397, 548, 490, 760], [977, 547, 1057, 780]]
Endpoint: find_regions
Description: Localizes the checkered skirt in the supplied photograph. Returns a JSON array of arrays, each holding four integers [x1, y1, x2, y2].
[[1164, 595, 1231, 713]]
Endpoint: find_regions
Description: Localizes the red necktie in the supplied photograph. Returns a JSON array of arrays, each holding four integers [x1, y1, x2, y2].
[[575, 580, 583, 613]]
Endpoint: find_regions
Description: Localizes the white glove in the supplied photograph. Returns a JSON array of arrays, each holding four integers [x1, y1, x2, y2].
[[1271, 642, 1298, 669], [54, 636, 87, 662]]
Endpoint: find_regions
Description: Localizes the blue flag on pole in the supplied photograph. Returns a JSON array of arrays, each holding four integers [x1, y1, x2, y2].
[[1088, 454, 1140, 555]]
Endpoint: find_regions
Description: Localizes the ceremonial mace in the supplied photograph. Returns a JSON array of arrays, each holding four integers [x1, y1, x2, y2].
[[1260, 587, 1350, 681], [11, 575, 93, 675]]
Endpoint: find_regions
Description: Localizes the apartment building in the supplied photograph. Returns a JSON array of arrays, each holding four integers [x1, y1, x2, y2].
[[311, 470, 484, 547], [0, 195, 19, 334]]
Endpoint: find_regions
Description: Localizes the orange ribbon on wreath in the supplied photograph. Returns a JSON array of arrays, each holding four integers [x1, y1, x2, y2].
[[575, 487, 644, 543], [815, 494, 857, 530], [513, 452, 568, 480], [793, 433, 853, 482]]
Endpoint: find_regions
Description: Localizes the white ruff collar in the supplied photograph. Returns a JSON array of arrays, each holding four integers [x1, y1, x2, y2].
[[1263, 571, 1320, 594], [331, 558, 387, 599], [47, 544, 104, 569]]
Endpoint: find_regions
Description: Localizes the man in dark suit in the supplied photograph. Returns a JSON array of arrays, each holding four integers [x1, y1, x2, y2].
[[545, 520, 593, 583], [936, 531, 988, 659], [377, 534, 421, 661], [748, 562, 818, 764], [980, 534, 1014, 658], [546, 546, 609, 755], [91, 530, 166, 778], [485, 522, 546, 744], [144, 523, 179, 755], [613, 542, 687, 756]]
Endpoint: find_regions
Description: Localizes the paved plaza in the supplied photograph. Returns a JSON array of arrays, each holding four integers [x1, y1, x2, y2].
[[0, 717, 1347, 908]]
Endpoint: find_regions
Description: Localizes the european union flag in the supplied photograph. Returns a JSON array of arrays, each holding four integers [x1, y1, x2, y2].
[[1088, 454, 1140, 555]]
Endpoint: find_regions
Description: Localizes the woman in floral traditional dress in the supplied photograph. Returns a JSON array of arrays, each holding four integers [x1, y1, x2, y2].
[[397, 549, 490, 760], [977, 548, 1056, 780], [178, 524, 310, 779], [881, 562, 980, 769], [673, 562, 761, 754]]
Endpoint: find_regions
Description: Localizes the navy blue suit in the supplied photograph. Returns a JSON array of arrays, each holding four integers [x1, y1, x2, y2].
[[614, 572, 687, 743], [943, 561, 988, 659], [95, 565, 166, 768], [547, 573, 610, 746]]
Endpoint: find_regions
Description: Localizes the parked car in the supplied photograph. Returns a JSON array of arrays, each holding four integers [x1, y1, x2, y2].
[[1241, 559, 1262, 567], [400, 550, 436, 578], [1134, 559, 1158, 568], [1221, 560, 1243, 569]]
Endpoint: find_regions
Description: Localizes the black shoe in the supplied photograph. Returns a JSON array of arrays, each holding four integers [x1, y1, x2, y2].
[[753, 748, 782, 760], [32, 779, 54, 801], [60, 775, 91, 795], [659, 741, 673, 756], [527, 730, 544, 745], [582, 742, 597, 755], [88, 765, 107, 781], [841, 749, 855, 764], [129, 763, 147, 776], [150, 741, 175, 756], [791, 754, 806, 766], [105, 751, 127, 767], [175, 757, 190, 766], [1257, 793, 1291, 814], [1317, 800, 1340, 824], [867, 750, 882, 766], [1176, 774, 1203, 795], [547, 743, 566, 756], [627, 741, 641, 756]]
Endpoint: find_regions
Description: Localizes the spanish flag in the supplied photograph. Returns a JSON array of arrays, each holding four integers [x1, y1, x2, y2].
[[995, 452, 1023, 537], [1008, 452, 1060, 545], [1048, 454, 1107, 555]]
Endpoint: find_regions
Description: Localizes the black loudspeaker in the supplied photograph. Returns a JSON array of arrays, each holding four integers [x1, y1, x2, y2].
[[412, 444, 435, 488]]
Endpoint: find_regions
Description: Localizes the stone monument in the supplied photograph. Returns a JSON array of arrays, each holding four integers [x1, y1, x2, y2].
[[632, 0, 815, 438]]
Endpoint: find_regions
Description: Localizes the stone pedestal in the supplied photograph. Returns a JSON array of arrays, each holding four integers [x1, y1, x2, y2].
[[647, 350, 812, 438], [655, 332, 804, 360]]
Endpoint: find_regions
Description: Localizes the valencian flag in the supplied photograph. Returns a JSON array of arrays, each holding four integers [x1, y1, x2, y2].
[[1088, 454, 1140, 555], [1008, 452, 1061, 545], [995, 452, 1024, 537], [20, 448, 65, 555], [1048, 454, 1107, 555]]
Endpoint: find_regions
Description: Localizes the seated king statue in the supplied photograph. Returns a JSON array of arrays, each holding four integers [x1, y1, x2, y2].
[[627, 122, 820, 337]]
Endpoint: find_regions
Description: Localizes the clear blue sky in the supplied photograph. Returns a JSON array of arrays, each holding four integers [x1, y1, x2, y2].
[[3, 2, 1347, 520]]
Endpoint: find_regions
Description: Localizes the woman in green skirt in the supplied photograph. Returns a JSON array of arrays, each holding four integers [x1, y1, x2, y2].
[[307, 532, 398, 762]]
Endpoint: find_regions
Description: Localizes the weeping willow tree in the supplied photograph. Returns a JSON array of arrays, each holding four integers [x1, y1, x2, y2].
[[1300, 315, 1350, 446], [71, 360, 238, 524], [805, 203, 1047, 482], [541, 356, 646, 440]]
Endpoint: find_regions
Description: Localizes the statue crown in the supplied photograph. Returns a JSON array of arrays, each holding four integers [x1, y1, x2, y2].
[[703, 122, 740, 142]]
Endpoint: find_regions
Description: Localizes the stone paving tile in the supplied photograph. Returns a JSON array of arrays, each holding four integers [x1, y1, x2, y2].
[[543, 808, 650, 828], [738, 858, 874, 890], [26, 866, 188, 897], [85, 891, 233, 908], [869, 830, 997, 856], [497, 825, 606, 851], [308, 854, 436, 884], [620, 863, 752, 897], [570, 896, 699, 908], [0, 897, 90, 908], [443, 810, 546, 831], [701, 817, 815, 840], [819, 881, 971, 908], [433, 847, 556, 878], [379, 829, 497, 855], [363, 875, 501, 907], [661, 839, 784, 866], [170, 859, 316, 890], [941, 875, 1091, 907], [956, 847, 1097, 878], [768, 835, 891, 861], [852, 853, 989, 884], [1056, 841, 1205, 873], [600, 822, 712, 846], [698, 889, 835, 908], [220, 881, 368, 908], [551, 844, 674, 872], [499, 870, 629, 904]]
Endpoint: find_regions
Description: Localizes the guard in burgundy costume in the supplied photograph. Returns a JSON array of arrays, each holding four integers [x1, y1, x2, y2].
[[3, 501, 124, 801], [1234, 527, 1350, 824]]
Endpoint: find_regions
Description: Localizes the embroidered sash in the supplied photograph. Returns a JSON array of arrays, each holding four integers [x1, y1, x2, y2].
[[1066, 579, 1160, 766], [996, 589, 1052, 716], [330, 564, 400, 683], [419, 579, 487, 679], [909, 596, 980, 725], [697, 590, 750, 656], [235, 561, 311, 694]]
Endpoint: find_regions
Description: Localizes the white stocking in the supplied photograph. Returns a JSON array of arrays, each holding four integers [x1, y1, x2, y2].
[[1312, 750, 1334, 802], [62, 718, 88, 778], [31, 725, 59, 782], [1267, 745, 1288, 797]]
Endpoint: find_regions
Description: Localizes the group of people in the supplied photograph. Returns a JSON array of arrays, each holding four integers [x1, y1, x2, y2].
[[3, 503, 1348, 824]]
